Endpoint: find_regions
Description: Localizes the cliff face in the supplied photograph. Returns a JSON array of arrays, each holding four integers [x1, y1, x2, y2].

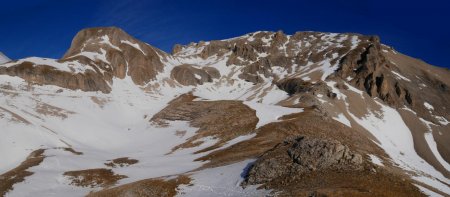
[[62, 27, 166, 85], [0, 27, 167, 93]]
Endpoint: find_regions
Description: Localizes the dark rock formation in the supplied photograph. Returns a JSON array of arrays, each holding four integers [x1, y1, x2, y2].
[[336, 36, 413, 107], [276, 78, 333, 97], [244, 136, 363, 185], [170, 64, 220, 86]]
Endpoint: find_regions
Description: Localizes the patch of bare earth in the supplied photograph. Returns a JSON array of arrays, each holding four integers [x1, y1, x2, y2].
[[104, 157, 138, 168], [0, 149, 45, 196], [90, 96, 109, 108], [35, 102, 75, 119], [271, 170, 424, 197], [87, 175, 191, 197], [151, 93, 258, 154], [63, 168, 127, 188]]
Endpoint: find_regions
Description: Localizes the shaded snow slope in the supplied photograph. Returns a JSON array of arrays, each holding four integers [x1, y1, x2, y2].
[[0, 52, 11, 64]]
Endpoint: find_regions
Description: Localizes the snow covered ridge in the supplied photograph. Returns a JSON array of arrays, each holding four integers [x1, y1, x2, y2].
[[0, 52, 11, 64], [0, 27, 449, 196]]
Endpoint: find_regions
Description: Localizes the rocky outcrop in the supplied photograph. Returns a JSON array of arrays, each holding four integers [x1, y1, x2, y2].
[[244, 136, 363, 185], [238, 58, 273, 83], [0, 61, 111, 93], [62, 27, 166, 85], [0, 27, 168, 93], [170, 64, 220, 86], [276, 78, 333, 96], [200, 40, 230, 59], [172, 44, 183, 55], [336, 36, 414, 107]]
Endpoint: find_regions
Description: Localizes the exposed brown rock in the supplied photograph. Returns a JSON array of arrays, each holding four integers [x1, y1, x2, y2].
[[265, 170, 424, 197], [196, 109, 383, 169], [240, 135, 423, 196], [104, 157, 138, 168], [62, 27, 166, 85], [87, 175, 191, 197], [0, 62, 111, 93], [36, 102, 75, 119], [238, 58, 273, 83], [276, 78, 334, 97], [244, 136, 364, 185], [63, 168, 127, 188], [170, 64, 220, 86], [62, 147, 83, 155], [172, 44, 183, 55], [0, 27, 169, 93], [151, 93, 258, 153], [200, 40, 230, 59]]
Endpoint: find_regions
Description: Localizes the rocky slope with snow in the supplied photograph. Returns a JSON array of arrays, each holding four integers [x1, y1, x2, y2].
[[0, 27, 449, 196]]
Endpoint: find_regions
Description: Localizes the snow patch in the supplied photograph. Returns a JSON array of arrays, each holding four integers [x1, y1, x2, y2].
[[392, 71, 411, 82], [368, 154, 384, 166], [347, 101, 450, 193], [121, 40, 146, 55], [0, 52, 11, 64], [332, 113, 351, 127], [424, 132, 450, 170], [177, 160, 271, 197], [424, 102, 434, 111], [414, 184, 444, 197], [244, 102, 302, 128]]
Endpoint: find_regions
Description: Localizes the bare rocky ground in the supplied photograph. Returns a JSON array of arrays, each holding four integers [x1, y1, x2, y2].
[[64, 168, 127, 188], [87, 175, 191, 197], [151, 93, 258, 153], [104, 157, 139, 168]]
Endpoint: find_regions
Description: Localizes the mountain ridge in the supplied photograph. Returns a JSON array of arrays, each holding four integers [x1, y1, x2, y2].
[[0, 26, 449, 196]]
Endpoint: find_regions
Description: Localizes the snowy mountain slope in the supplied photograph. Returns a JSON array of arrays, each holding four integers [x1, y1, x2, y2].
[[0, 52, 11, 64], [0, 27, 449, 196]]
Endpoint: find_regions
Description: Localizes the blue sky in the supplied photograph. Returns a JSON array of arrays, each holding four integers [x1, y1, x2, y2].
[[1, 0, 449, 68]]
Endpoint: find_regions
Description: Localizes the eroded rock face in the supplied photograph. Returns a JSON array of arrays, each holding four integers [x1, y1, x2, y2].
[[244, 136, 363, 185], [276, 78, 334, 97], [336, 36, 413, 107], [0, 62, 111, 93], [62, 27, 166, 85], [0, 27, 168, 93], [170, 64, 220, 86]]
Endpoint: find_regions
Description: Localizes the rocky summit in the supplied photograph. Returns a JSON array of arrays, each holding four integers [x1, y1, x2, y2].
[[0, 27, 449, 197]]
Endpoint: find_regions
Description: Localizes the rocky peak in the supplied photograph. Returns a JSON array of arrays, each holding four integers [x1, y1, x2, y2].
[[0, 27, 170, 93], [62, 27, 166, 85]]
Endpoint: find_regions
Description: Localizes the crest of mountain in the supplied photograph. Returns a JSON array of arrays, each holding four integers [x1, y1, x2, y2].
[[0, 27, 449, 196]]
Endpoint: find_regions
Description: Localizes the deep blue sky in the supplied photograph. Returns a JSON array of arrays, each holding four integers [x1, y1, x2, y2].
[[1, 0, 449, 68]]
